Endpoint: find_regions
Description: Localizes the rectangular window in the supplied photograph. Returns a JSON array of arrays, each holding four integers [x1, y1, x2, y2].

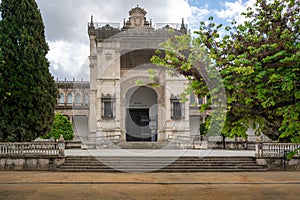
[[84, 94, 89, 105], [101, 94, 115, 119], [104, 101, 113, 118], [198, 96, 203, 105], [171, 95, 185, 119], [173, 101, 182, 118], [190, 94, 196, 104]]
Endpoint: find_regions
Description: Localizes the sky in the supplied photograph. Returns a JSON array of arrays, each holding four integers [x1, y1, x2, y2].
[[33, 0, 256, 81]]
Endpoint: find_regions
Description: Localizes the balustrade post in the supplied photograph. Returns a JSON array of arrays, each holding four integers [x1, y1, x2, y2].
[[57, 135, 65, 157], [257, 142, 263, 157]]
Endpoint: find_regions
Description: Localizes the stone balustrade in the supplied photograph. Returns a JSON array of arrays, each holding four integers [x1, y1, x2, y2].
[[0, 140, 65, 170], [256, 143, 300, 158], [0, 141, 65, 157]]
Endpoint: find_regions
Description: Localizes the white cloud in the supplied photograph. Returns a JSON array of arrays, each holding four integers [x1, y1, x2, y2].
[[3, 0, 259, 80], [188, 4, 211, 32], [36, 0, 194, 80], [47, 41, 89, 80], [162, 0, 192, 22], [214, 0, 256, 23], [37, 0, 192, 43]]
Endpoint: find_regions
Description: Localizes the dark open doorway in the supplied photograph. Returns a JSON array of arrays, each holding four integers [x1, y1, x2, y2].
[[126, 108, 157, 142], [125, 86, 158, 142]]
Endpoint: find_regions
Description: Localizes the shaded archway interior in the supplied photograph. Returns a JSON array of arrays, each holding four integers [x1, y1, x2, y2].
[[125, 86, 158, 142]]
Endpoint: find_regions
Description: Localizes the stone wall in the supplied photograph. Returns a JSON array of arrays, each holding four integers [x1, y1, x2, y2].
[[257, 158, 300, 171], [0, 156, 65, 171]]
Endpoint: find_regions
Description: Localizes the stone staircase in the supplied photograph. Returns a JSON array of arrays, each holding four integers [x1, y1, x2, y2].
[[56, 156, 267, 172]]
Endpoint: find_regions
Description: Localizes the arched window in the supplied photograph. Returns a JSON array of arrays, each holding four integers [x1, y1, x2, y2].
[[67, 93, 73, 104], [75, 93, 81, 104], [84, 94, 89, 105], [59, 93, 64, 104]]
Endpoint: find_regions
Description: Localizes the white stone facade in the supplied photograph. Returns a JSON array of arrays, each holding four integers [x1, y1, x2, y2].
[[54, 6, 209, 148], [87, 6, 196, 147]]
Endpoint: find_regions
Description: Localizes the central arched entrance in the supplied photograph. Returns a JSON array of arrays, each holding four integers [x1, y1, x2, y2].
[[125, 86, 157, 142]]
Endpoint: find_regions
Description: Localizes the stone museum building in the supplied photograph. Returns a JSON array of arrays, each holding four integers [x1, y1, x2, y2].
[[56, 6, 207, 148]]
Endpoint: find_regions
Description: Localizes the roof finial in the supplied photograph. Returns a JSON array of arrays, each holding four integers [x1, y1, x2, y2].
[[180, 18, 187, 33]]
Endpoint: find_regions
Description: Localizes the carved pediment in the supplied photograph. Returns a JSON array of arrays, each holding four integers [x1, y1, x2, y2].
[[129, 5, 147, 16], [122, 5, 152, 30]]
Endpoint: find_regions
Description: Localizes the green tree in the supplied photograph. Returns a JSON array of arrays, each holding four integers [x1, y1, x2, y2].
[[152, 0, 300, 143], [42, 113, 74, 141], [0, 0, 58, 142]]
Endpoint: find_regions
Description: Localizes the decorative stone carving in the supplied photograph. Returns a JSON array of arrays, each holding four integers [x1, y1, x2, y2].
[[122, 5, 152, 30], [96, 24, 121, 41]]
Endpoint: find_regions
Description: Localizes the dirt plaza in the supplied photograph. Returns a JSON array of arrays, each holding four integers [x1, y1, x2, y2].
[[0, 171, 299, 200]]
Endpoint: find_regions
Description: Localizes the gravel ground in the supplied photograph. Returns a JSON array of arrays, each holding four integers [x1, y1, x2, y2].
[[0, 171, 299, 200]]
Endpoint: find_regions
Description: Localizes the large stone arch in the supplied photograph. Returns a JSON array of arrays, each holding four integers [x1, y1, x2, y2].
[[119, 76, 165, 141]]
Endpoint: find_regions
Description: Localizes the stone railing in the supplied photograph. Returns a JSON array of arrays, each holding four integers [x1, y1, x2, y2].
[[207, 135, 272, 142], [256, 143, 300, 158], [0, 141, 65, 157], [168, 135, 207, 149]]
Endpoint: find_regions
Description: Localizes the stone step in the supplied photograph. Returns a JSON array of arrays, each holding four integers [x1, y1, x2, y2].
[[65, 156, 255, 161], [59, 165, 264, 170], [118, 142, 177, 149], [62, 160, 258, 165], [64, 158, 256, 162], [57, 168, 267, 172], [61, 164, 260, 168], [61, 160, 262, 166], [57, 156, 267, 172]]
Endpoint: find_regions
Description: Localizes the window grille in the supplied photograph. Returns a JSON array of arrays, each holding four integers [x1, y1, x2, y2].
[[101, 94, 116, 119], [171, 94, 185, 119]]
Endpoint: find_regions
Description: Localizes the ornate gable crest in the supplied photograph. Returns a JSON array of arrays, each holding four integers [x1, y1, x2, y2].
[[129, 5, 147, 16], [122, 5, 152, 30]]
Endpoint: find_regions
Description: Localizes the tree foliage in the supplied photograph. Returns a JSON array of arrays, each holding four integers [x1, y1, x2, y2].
[[152, 0, 300, 142], [42, 113, 74, 141], [0, 0, 58, 142]]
